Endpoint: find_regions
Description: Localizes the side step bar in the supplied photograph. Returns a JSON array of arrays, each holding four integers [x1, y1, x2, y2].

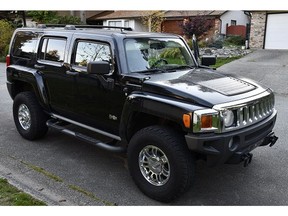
[[46, 119, 126, 153]]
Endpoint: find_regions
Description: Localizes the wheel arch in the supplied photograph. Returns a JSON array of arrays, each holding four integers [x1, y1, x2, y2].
[[119, 93, 201, 144]]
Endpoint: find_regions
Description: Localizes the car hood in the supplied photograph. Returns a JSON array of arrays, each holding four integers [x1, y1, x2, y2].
[[138, 68, 269, 107]]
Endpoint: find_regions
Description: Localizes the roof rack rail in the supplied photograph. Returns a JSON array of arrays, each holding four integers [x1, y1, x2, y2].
[[36, 24, 133, 31]]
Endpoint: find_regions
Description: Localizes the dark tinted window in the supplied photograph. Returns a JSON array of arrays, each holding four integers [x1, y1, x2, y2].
[[12, 31, 38, 59], [39, 37, 66, 62], [74, 41, 111, 67]]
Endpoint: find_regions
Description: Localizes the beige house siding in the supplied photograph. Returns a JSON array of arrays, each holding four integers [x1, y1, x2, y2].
[[249, 11, 267, 48]]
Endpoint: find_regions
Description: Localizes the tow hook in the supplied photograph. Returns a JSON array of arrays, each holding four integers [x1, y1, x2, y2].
[[268, 132, 278, 147], [241, 153, 253, 167]]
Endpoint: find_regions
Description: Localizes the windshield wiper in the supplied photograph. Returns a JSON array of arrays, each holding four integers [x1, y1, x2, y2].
[[167, 65, 195, 71], [136, 68, 167, 74]]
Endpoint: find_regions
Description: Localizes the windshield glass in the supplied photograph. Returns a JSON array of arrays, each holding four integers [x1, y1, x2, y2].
[[124, 38, 195, 73]]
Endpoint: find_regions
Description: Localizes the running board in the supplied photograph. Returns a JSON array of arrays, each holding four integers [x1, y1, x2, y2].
[[46, 119, 126, 153]]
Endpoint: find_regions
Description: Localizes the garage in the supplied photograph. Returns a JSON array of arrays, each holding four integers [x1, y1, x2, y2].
[[265, 13, 288, 49]]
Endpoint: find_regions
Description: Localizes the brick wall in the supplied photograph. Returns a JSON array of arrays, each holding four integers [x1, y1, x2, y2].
[[249, 11, 267, 48]]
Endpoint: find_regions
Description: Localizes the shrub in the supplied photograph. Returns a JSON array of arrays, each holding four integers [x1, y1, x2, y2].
[[0, 20, 14, 59], [180, 16, 214, 40], [224, 35, 245, 46], [160, 48, 181, 59]]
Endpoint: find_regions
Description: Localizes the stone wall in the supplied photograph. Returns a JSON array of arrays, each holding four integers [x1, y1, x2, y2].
[[249, 11, 267, 49]]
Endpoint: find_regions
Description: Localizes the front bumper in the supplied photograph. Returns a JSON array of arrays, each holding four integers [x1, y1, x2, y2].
[[185, 109, 277, 167]]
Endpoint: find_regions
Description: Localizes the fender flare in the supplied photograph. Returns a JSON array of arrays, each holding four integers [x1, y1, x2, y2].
[[6, 65, 49, 109], [119, 92, 204, 144]]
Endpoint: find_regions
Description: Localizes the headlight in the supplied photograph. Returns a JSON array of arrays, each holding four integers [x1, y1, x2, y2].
[[222, 110, 234, 127], [193, 109, 219, 133]]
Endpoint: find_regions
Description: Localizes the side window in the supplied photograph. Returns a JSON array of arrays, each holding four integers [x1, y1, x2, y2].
[[12, 31, 38, 59], [39, 37, 66, 62], [73, 41, 111, 67]]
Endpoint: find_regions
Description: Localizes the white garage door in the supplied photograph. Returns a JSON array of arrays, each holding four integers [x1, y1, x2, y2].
[[265, 13, 288, 49]]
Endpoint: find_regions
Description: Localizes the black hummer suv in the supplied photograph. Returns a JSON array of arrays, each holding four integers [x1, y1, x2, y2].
[[6, 25, 278, 202]]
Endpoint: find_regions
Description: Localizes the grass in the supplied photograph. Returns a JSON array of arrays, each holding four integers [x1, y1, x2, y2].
[[0, 178, 46, 206], [20, 160, 63, 183], [212, 56, 242, 68]]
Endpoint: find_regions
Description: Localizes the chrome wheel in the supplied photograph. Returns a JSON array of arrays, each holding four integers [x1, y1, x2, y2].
[[18, 104, 31, 130], [139, 145, 170, 186]]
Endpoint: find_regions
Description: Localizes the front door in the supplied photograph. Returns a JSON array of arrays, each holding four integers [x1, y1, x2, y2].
[[70, 38, 126, 135]]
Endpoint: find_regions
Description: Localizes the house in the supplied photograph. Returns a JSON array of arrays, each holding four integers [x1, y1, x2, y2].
[[87, 11, 151, 31], [248, 11, 288, 49], [89, 10, 250, 40]]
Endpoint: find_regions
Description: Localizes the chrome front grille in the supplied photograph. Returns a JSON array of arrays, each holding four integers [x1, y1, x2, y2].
[[213, 91, 275, 133], [236, 95, 274, 127]]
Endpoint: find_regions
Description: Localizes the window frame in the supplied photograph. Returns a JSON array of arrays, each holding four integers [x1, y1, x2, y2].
[[71, 39, 113, 73], [37, 36, 67, 65], [231, 20, 237, 26]]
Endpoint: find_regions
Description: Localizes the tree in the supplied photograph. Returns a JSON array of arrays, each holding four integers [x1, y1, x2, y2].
[[27, 11, 82, 24], [180, 15, 214, 40], [141, 11, 165, 32], [0, 20, 14, 58]]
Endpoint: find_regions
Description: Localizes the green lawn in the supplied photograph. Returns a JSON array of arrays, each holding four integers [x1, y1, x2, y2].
[[0, 178, 46, 206], [212, 56, 242, 68]]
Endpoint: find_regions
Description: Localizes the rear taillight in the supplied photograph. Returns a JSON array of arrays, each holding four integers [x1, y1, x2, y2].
[[6, 55, 10, 67]]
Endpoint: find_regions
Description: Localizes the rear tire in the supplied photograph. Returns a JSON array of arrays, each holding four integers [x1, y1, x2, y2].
[[13, 92, 48, 140], [128, 125, 194, 202]]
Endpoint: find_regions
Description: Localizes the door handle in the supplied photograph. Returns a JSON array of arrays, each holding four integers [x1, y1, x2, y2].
[[66, 70, 79, 76], [34, 64, 45, 70]]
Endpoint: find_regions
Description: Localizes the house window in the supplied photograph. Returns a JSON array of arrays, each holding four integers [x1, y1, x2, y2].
[[108, 20, 122, 27], [231, 20, 237, 26], [107, 19, 132, 28]]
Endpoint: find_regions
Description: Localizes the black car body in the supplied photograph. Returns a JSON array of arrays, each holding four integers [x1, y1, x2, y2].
[[6, 25, 278, 202]]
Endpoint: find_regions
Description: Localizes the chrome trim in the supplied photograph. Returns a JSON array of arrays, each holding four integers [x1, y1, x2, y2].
[[213, 90, 271, 110], [51, 114, 121, 141], [192, 109, 220, 133], [213, 90, 275, 133]]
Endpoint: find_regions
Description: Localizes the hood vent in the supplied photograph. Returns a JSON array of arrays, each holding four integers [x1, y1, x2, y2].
[[198, 77, 256, 96]]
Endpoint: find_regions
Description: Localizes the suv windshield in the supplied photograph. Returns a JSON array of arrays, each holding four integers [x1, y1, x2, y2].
[[124, 38, 195, 73]]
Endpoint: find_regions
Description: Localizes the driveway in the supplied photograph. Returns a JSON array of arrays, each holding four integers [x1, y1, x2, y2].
[[0, 49, 288, 205], [219, 49, 288, 95]]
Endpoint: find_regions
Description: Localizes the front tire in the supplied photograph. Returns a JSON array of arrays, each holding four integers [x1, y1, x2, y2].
[[128, 126, 194, 202], [13, 92, 48, 140]]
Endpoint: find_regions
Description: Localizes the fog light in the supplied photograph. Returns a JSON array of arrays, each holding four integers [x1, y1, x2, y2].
[[228, 137, 239, 151]]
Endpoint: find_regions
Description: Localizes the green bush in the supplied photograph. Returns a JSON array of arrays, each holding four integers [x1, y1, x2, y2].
[[224, 35, 245, 46], [0, 20, 14, 59]]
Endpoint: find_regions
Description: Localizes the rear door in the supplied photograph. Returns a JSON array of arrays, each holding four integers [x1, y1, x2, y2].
[[36, 34, 76, 118]]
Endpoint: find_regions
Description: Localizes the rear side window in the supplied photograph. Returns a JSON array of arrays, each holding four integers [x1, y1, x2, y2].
[[12, 31, 38, 59], [39, 37, 66, 62]]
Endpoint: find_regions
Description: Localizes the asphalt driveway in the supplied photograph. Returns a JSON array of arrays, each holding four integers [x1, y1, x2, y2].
[[219, 49, 288, 95]]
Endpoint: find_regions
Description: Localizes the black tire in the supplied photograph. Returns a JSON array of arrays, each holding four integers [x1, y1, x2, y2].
[[13, 92, 48, 140], [128, 125, 194, 202]]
